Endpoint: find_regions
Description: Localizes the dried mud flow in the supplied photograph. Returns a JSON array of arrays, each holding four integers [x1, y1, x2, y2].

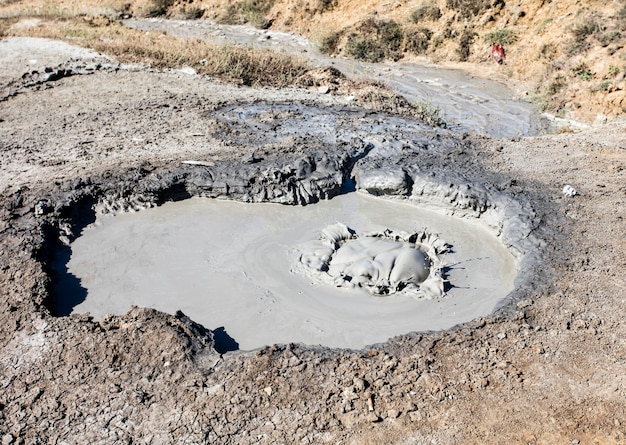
[[0, 37, 625, 444]]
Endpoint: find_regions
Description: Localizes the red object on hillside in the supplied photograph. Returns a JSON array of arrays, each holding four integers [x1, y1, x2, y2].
[[492, 43, 506, 64]]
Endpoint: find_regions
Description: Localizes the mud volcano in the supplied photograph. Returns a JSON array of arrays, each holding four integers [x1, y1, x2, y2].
[[49, 101, 537, 350]]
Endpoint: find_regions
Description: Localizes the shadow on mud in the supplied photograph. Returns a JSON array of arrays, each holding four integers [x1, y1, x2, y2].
[[212, 327, 240, 353], [51, 245, 88, 316]]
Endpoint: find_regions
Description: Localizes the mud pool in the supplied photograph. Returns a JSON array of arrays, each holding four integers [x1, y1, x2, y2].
[[56, 192, 517, 350]]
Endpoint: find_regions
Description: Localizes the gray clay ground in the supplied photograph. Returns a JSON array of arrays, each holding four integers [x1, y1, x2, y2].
[[0, 36, 625, 444]]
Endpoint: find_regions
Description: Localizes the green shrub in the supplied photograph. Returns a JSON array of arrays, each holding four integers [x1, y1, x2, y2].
[[547, 74, 566, 95], [606, 64, 620, 78], [345, 18, 404, 62], [404, 27, 433, 54], [318, 31, 342, 54], [415, 100, 446, 128], [571, 61, 595, 81], [539, 43, 557, 61], [597, 31, 622, 47], [567, 16, 603, 54], [592, 80, 612, 92], [571, 18, 603, 40], [446, 0, 489, 19], [457, 29, 476, 61], [217, 0, 276, 29], [484, 28, 517, 45], [345, 36, 378, 61], [145, 0, 174, 17], [410, 4, 441, 23], [181, 7, 204, 20], [317, 0, 338, 12]]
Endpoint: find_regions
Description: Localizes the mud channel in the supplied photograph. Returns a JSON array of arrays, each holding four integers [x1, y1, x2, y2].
[[0, 22, 625, 445]]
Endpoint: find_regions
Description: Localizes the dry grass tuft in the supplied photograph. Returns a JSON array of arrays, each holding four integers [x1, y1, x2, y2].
[[2, 16, 310, 87]]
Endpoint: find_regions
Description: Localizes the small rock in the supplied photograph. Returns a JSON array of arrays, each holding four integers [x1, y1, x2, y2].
[[408, 410, 423, 422], [563, 185, 577, 197], [353, 377, 367, 391], [387, 409, 400, 419], [263, 387, 272, 396], [2, 434, 14, 445], [243, 152, 261, 164], [516, 299, 532, 309], [496, 332, 507, 340], [318, 85, 330, 94], [366, 412, 381, 423], [34, 200, 50, 217]]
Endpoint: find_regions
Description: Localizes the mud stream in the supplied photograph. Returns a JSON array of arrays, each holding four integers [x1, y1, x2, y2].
[[125, 18, 543, 137]]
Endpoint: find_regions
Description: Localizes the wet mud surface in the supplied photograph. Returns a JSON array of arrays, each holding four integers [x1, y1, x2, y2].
[[0, 37, 625, 444]]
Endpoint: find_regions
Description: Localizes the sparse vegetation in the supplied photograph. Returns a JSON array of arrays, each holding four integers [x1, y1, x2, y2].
[[566, 14, 615, 54], [180, 7, 204, 20], [536, 18, 554, 35], [571, 17, 603, 41], [592, 80, 613, 92], [410, 3, 441, 23], [484, 28, 517, 46], [415, 99, 446, 127], [1, 0, 625, 124], [317, 30, 342, 54], [457, 29, 476, 61], [446, 0, 489, 19], [539, 43, 557, 61], [606, 64, 620, 78], [345, 18, 403, 62], [217, 0, 276, 29], [571, 61, 595, 81], [145, 0, 173, 17], [597, 31, 621, 47], [547, 74, 566, 96], [3, 17, 310, 87], [404, 26, 432, 55], [316, 0, 338, 12]]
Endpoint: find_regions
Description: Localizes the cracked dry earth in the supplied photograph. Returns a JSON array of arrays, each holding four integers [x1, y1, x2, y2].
[[0, 37, 625, 444]]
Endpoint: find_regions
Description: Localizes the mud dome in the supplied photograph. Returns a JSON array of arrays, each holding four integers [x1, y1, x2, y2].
[[296, 223, 449, 298]]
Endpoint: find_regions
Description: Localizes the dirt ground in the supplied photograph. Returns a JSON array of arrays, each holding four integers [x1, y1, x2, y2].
[[0, 37, 625, 444]]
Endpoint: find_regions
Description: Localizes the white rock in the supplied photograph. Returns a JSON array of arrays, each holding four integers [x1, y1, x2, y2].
[[562, 185, 577, 197]]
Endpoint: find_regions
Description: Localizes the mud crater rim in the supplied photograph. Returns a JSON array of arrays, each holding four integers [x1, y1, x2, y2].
[[43, 155, 541, 351]]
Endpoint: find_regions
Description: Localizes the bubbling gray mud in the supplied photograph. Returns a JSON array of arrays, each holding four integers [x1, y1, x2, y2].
[[58, 192, 517, 350], [296, 224, 449, 298]]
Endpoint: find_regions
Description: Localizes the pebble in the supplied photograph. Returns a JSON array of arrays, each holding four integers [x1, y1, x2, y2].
[[387, 409, 400, 419], [408, 411, 423, 422], [366, 412, 381, 423], [563, 185, 577, 197]]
